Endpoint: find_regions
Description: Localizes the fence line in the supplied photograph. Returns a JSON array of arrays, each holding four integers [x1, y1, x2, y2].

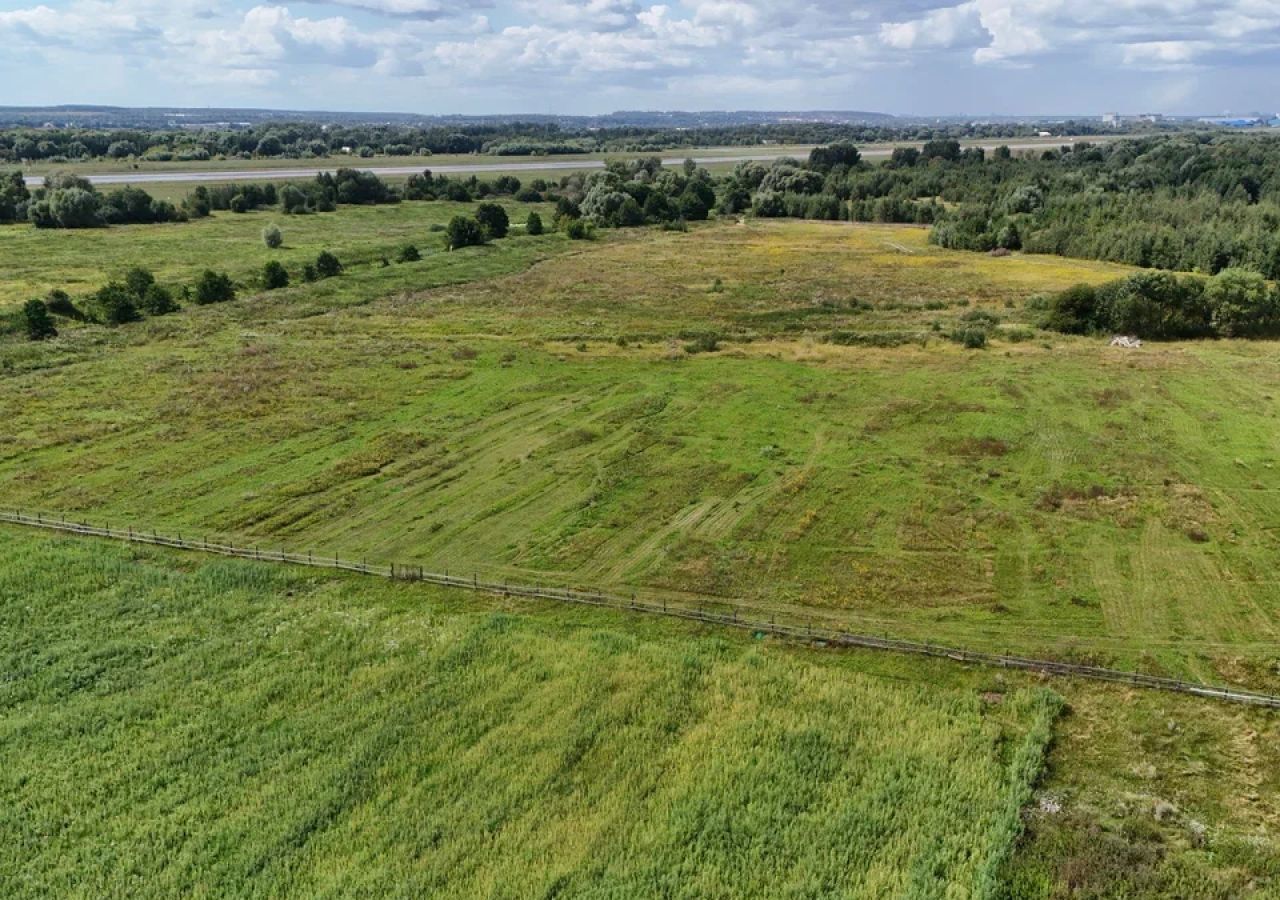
[[4, 508, 1279, 710]]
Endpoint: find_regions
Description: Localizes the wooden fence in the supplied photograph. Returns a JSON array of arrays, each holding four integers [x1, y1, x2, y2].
[[3, 508, 1279, 710]]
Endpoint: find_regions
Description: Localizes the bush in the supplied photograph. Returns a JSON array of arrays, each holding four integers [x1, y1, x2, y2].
[[138, 283, 178, 315], [22, 298, 57, 340], [684, 332, 721, 354], [952, 327, 988, 349], [89, 282, 141, 325], [262, 224, 283, 248], [122, 266, 155, 302], [44, 289, 83, 321], [397, 244, 421, 262], [445, 216, 487, 250], [315, 251, 343, 278], [262, 260, 289, 290], [302, 263, 319, 283], [565, 219, 593, 240], [526, 211, 544, 236], [475, 202, 510, 239], [194, 270, 236, 305]]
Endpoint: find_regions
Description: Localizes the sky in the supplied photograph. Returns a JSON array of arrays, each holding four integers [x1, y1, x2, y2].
[[0, 0, 1276, 116]]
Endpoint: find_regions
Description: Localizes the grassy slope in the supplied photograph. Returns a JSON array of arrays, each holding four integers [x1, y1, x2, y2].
[[0, 529, 1060, 899], [4, 221, 1279, 684]]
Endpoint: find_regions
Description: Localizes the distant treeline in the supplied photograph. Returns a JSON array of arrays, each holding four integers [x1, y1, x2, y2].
[[0, 168, 549, 228], [702, 134, 1280, 278], [0, 120, 1138, 164]]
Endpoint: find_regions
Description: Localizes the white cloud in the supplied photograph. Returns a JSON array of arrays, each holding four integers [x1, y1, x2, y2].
[[6, 0, 1280, 111]]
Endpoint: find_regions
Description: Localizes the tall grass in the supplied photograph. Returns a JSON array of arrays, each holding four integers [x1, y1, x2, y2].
[[0, 531, 1058, 898]]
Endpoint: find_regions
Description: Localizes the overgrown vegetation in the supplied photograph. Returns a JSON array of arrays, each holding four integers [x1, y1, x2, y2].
[[0, 530, 1062, 899]]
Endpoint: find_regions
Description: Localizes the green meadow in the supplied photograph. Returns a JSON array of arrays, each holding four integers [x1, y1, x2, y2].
[[5, 203, 1280, 896]]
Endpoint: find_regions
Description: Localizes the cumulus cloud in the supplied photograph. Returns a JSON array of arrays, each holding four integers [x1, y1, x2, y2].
[[5, 0, 1280, 110]]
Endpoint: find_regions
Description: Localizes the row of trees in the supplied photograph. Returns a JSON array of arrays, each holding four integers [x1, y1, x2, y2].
[[0, 120, 1141, 164], [1043, 269, 1280, 339]]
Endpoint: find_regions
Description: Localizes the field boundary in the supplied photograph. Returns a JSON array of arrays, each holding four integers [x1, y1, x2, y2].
[[4, 508, 1279, 710]]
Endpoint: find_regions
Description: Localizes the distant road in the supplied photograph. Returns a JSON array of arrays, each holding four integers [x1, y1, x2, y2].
[[24, 138, 1109, 188]]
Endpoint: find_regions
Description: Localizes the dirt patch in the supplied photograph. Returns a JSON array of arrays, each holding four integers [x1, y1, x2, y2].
[[937, 436, 1011, 458]]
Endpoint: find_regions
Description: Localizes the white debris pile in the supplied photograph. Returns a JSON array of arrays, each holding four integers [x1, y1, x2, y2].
[[1109, 335, 1144, 348]]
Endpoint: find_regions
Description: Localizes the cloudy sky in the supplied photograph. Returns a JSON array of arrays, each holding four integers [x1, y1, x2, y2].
[[0, 0, 1275, 115]]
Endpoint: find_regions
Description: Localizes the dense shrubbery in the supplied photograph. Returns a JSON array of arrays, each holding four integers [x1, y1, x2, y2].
[[1044, 269, 1280, 339], [16, 174, 184, 228]]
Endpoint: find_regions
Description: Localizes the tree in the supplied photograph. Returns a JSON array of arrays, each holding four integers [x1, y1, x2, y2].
[[194, 270, 236, 305], [474, 202, 509, 239], [808, 142, 861, 172], [1206, 268, 1277, 337], [525, 211, 544, 236], [1044, 284, 1098, 334], [262, 224, 284, 248], [22, 298, 57, 340], [29, 188, 103, 228], [0, 170, 30, 222], [315, 250, 343, 278], [262, 260, 290, 290], [445, 216, 487, 250]]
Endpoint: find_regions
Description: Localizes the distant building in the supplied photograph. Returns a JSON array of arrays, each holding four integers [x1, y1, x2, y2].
[[1102, 112, 1120, 125]]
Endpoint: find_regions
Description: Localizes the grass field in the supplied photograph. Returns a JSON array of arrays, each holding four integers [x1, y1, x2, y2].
[[6, 204, 1280, 895], [0, 528, 1061, 898], [4, 217, 1279, 684], [3, 530, 1276, 898], [0, 198, 554, 309]]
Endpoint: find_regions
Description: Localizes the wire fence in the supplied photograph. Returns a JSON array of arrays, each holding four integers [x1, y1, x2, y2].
[[4, 507, 1279, 710]]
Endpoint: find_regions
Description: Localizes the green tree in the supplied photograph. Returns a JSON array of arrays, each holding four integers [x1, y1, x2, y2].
[[525, 211, 544, 236], [474, 202, 510, 239], [1206, 268, 1276, 337], [22, 298, 57, 340], [262, 224, 284, 248]]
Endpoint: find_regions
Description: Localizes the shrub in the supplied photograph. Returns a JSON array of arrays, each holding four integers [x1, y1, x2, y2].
[[684, 332, 721, 354], [22, 298, 57, 340], [122, 266, 155, 301], [44, 289, 83, 321], [315, 251, 343, 278], [194, 270, 236, 305], [397, 244, 421, 262], [302, 263, 319, 283], [475, 202, 510, 239], [526, 211, 544, 236], [89, 282, 141, 325], [445, 216, 487, 250], [138, 283, 178, 315], [565, 219, 592, 240], [953, 327, 988, 349], [262, 261, 289, 290], [262, 224, 283, 248]]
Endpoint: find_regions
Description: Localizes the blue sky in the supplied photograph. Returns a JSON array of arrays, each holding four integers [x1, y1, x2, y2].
[[0, 0, 1276, 115]]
